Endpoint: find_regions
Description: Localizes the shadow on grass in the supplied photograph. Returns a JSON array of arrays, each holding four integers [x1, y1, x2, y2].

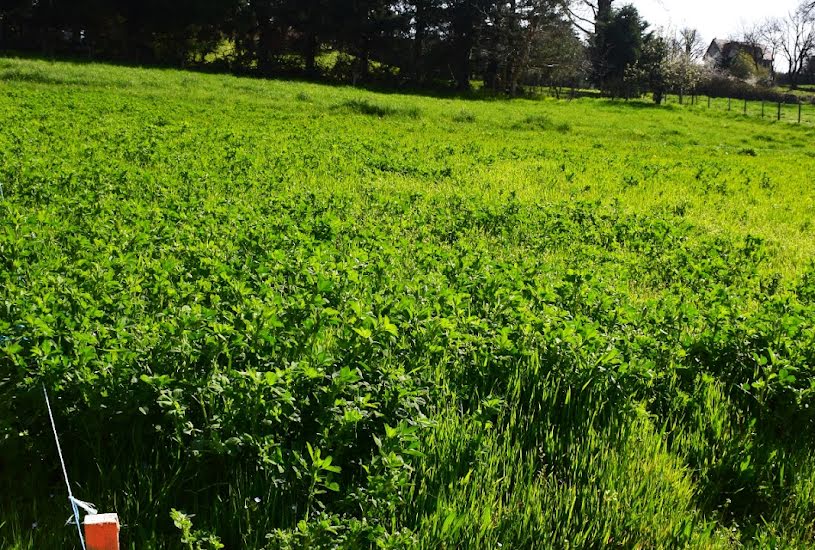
[[336, 98, 422, 119], [0, 50, 600, 104]]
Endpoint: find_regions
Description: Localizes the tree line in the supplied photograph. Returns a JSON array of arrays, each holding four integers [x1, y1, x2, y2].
[[0, 0, 588, 92], [1, 1, 813, 97], [0, 0, 672, 95]]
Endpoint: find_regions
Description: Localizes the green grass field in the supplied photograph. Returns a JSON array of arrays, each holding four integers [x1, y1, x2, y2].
[[2, 57, 815, 548]]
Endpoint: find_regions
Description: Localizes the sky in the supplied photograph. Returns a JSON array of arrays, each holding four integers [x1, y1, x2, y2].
[[627, 0, 802, 44]]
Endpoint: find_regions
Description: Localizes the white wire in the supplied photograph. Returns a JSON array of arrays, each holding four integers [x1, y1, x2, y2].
[[43, 384, 87, 550]]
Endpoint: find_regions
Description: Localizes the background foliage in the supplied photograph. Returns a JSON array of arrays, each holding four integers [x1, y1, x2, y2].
[[0, 0, 585, 92]]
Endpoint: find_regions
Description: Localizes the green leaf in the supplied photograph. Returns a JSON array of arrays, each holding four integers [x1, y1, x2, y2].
[[381, 316, 398, 337], [441, 511, 458, 535]]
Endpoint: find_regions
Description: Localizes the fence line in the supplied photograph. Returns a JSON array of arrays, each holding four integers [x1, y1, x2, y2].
[[535, 87, 815, 126], [657, 93, 815, 126]]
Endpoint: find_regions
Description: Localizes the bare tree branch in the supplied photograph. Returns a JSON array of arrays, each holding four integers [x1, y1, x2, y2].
[[678, 27, 704, 61], [761, 1, 815, 87], [564, 4, 595, 35]]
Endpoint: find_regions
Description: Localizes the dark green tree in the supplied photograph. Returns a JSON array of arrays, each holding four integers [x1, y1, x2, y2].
[[592, 3, 647, 95], [639, 32, 669, 103], [446, 0, 491, 90], [0, 0, 585, 92], [407, 0, 442, 83]]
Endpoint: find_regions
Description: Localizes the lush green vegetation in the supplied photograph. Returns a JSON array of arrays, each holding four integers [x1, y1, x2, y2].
[[2, 57, 815, 548]]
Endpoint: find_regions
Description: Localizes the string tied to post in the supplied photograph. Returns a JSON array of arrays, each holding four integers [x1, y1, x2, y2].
[[44, 383, 95, 550]]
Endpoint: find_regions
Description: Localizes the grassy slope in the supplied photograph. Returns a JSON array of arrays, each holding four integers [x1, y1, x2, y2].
[[1, 58, 815, 548]]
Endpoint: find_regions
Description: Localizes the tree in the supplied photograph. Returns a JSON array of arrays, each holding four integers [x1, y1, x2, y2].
[[406, 0, 441, 83], [526, 8, 587, 96], [0, 0, 613, 94], [622, 31, 667, 103], [508, 1, 577, 96], [564, 0, 612, 34], [762, 1, 815, 88], [729, 50, 760, 80], [616, 25, 705, 105], [289, 0, 329, 76], [738, 22, 774, 75], [325, 0, 406, 84], [477, 0, 573, 95], [663, 38, 704, 103], [595, 4, 648, 96], [582, 0, 615, 88], [445, 0, 491, 90], [804, 53, 815, 84], [643, 29, 706, 103], [678, 27, 704, 61]]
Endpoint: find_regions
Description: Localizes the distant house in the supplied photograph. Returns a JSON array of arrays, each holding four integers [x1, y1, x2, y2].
[[704, 39, 774, 71]]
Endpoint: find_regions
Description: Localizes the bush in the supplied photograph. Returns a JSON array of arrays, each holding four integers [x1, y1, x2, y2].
[[699, 73, 802, 104]]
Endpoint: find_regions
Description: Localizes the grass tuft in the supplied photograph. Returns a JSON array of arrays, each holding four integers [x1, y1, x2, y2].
[[452, 109, 476, 123], [514, 114, 571, 133], [339, 98, 421, 119]]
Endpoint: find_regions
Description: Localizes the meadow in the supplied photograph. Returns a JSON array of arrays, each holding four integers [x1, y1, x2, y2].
[[2, 57, 815, 548]]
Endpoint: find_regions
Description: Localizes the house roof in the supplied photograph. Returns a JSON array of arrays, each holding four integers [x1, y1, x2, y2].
[[707, 38, 773, 62]]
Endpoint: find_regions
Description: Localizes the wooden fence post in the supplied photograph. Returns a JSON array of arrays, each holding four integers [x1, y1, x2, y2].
[[728, 97, 731, 111], [708, 96, 711, 108], [778, 102, 782, 121], [762, 100, 765, 118], [799, 102, 802, 124], [85, 514, 120, 550], [744, 98, 747, 115]]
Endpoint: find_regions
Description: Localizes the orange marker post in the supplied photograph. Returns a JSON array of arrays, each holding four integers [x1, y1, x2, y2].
[[84, 513, 120, 550]]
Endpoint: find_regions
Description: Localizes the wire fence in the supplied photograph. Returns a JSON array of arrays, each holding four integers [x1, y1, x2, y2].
[[534, 86, 815, 126], [661, 94, 815, 126]]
